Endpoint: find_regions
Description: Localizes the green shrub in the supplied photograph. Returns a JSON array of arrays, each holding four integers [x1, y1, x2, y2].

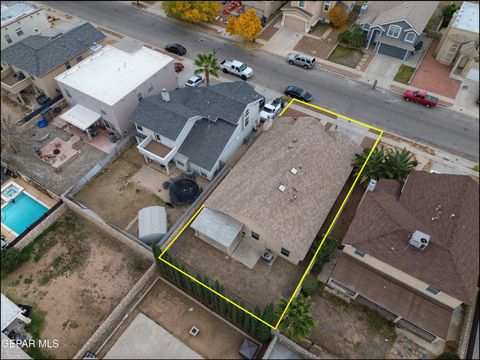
[[338, 26, 367, 47], [311, 235, 339, 273], [1, 247, 31, 276], [442, 4, 460, 27], [436, 352, 460, 360], [302, 274, 319, 296]]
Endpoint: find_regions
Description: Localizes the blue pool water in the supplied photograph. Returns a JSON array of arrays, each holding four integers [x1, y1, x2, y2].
[[1, 193, 49, 235]]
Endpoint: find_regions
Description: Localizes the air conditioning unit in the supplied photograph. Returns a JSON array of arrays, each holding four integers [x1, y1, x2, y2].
[[409, 230, 430, 250], [261, 249, 274, 264]]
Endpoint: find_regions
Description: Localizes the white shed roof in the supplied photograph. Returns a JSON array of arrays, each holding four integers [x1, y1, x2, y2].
[[60, 104, 101, 131], [190, 208, 243, 249], [138, 206, 167, 239], [55, 45, 174, 105], [1, 293, 22, 331], [453, 2, 479, 33]]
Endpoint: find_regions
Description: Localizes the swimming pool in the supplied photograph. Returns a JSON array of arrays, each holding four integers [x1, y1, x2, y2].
[[1, 193, 49, 236]]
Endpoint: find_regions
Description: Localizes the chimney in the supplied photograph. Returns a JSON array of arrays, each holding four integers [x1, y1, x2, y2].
[[161, 89, 170, 102], [359, 3, 368, 16]]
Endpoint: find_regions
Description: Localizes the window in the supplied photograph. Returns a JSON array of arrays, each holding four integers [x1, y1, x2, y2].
[[65, 61, 71, 69], [65, 89, 72, 98], [354, 248, 366, 257], [251, 231, 260, 240], [5, 34, 12, 44], [426, 285, 440, 295], [100, 108, 107, 115], [362, 23, 371, 31], [136, 124, 143, 132], [147, 83, 154, 93], [176, 160, 185, 167], [76, 55, 83, 63], [404, 32, 416, 43], [137, 92, 143, 101], [244, 108, 250, 127], [15, 28, 24, 36], [281, 247, 290, 257], [298, 0, 306, 9], [323, 1, 331, 12], [200, 170, 208, 178], [387, 25, 401, 38]]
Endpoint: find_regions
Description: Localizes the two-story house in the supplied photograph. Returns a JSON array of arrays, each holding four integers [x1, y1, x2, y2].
[[1, 22, 105, 107], [130, 82, 264, 181], [357, 1, 438, 60], [281, 1, 355, 33]]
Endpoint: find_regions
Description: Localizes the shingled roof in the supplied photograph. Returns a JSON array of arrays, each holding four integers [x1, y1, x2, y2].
[[1, 22, 105, 77], [205, 117, 359, 260], [343, 171, 479, 304]]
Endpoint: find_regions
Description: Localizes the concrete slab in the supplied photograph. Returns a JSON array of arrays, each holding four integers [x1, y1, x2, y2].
[[452, 78, 479, 118], [231, 237, 263, 269], [263, 26, 303, 57], [363, 54, 403, 89], [269, 342, 301, 359], [105, 312, 203, 359]]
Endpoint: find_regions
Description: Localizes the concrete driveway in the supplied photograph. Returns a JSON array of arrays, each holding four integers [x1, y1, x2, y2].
[[365, 54, 403, 88], [262, 24, 303, 57]]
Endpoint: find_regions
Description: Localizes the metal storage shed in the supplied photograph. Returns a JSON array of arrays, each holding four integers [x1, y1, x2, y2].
[[138, 206, 167, 245]]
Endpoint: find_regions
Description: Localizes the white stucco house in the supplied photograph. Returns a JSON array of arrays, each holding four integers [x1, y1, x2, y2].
[[130, 81, 264, 180], [55, 45, 178, 137]]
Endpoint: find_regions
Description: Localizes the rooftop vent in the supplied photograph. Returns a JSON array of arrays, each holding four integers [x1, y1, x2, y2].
[[161, 89, 170, 102], [290, 168, 298, 175], [409, 230, 430, 251], [278, 184, 286, 193], [90, 42, 102, 53]]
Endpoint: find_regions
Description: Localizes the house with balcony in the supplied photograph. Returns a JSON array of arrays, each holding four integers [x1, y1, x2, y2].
[[357, 1, 439, 60], [1, 22, 105, 107], [281, 1, 355, 33], [328, 171, 479, 347], [130, 81, 263, 180], [55, 45, 178, 138], [434, 2, 479, 82], [1, 2, 51, 50]]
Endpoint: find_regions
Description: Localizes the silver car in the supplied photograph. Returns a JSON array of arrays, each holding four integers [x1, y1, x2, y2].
[[288, 53, 316, 69], [185, 75, 205, 87]]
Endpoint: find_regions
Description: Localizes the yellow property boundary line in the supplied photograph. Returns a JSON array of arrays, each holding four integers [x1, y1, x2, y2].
[[158, 98, 384, 330]]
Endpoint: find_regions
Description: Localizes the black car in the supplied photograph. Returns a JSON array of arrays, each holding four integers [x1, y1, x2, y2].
[[284, 86, 312, 102], [165, 43, 186, 56]]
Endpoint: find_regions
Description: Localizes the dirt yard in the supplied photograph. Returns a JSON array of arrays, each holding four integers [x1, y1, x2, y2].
[[75, 144, 187, 230], [1, 211, 151, 359], [309, 287, 396, 359], [99, 278, 254, 359]]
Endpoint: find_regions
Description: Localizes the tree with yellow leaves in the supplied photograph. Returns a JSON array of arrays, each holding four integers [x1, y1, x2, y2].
[[226, 9, 263, 42], [327, 5, 349, 28], [162, 1, 220, 23]]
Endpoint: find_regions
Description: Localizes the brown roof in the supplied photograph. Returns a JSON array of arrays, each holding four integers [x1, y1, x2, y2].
[[343, 171, 479, 304], [331, 254, 453, 339], [205, 117, 359, 260]]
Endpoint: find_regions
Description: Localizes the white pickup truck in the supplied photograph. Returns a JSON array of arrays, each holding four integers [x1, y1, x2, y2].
[[260, 98, 283, 122], [220, 59, 253, 80]]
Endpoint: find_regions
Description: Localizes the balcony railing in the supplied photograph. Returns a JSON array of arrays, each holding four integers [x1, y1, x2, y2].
[[137, 134, 177, 166], [1, 71, 33, 94]]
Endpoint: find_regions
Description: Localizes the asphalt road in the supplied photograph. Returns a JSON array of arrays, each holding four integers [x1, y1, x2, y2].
[[44, 1, 479, 160]]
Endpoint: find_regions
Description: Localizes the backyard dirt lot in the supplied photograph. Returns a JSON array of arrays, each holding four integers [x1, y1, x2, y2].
[[75, 144, 187, 230], [1, 211, 151, 359]]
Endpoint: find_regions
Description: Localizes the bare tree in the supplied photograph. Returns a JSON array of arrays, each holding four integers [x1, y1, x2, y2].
[[1, 101, 25, 156]]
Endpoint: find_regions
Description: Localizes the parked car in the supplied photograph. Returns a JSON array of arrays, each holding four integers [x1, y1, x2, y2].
[[284, 86, 312, 102], [403, 90, 438, 108], [260, 98, 283, 122], [185, 75, 205, 87], [220, 59, 253, 80], [165, 43, 186, 56], [288, 53, 316, 69], [174, 62, 184, 73]]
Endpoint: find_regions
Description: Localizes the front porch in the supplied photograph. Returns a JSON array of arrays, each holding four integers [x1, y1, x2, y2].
[[137, 135, 177, 175]]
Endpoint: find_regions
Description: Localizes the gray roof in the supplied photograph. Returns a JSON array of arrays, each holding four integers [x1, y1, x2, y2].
[[1, 22, 105, 76], [178, 117, 236, 171], [359, 1, 438, 33]]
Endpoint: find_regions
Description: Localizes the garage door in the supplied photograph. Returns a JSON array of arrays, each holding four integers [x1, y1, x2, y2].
[[377, 43, 408, 60], [466, 68, 479, 82], [284, 15, 307, 33]]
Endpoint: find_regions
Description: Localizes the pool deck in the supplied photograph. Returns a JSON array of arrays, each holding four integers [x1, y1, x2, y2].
[[1, 178, 57, 243]]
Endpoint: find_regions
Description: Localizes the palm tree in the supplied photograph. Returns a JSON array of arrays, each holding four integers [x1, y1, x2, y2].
[[352, 147, 386, 183], [383, 147, 418, 183], [276, 294, 316, 342], [194, 53, 219, 86]]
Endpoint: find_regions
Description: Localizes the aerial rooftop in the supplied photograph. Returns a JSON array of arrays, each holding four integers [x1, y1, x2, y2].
[[55, 45, 174, 105], [1, 3, 39, 27], [453, 1, 479, 33]]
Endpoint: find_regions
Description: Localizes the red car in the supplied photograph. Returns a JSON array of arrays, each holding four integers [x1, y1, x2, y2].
[[403, 90, 438, 108], [174, 62, 184, 73]]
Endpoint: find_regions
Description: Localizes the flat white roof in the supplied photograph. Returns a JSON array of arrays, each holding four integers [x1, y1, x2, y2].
[[55, 45, 174, 106], [1, 293, 22, 331], [453, 2, 479, 33], [60, 104, 101, 131], [1, 3, 38, 27]]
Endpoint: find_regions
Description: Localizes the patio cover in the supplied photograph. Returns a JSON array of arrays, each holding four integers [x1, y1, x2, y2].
[[190, 207, 243, 255], [60, 104, 101, 131], [1, 293, 23, 331], [138, 206, 167, 245]]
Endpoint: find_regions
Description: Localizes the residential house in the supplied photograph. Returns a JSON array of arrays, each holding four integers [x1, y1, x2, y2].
[[357, 1, 439, 60], [130, 81, 263, 180], [243, 1, 287, 20], [56, 45, 178, 137], [281, 1, 355, 33], [1, 22, 105, 107], [1, 2, 51, 50], [192, 116, 358, 266], [328, 171, 479, 345], [434, 2, 479, 82]]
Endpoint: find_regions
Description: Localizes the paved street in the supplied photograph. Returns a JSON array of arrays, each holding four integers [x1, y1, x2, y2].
[[43, 1, 479, 160]]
